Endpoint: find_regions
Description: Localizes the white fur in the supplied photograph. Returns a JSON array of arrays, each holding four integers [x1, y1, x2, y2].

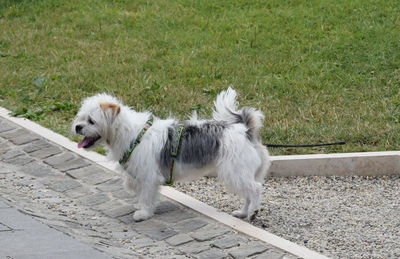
[[72, 88, 271, 221]]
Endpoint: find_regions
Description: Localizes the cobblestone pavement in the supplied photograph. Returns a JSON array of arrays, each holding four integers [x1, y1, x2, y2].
[[0, 200, 112, 259], [0, 116, 297, 259]]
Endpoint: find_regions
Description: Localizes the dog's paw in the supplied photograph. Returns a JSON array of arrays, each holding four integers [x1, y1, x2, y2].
[[231, 210, 247, 219], [247, 209, 259, 221], [133, 210, 152, 222]]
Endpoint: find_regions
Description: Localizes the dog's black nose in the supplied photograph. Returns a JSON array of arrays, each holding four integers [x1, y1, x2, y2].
[[75, 125, 83, 134]]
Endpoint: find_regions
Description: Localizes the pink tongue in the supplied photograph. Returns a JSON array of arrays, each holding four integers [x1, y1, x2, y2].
[[78, 137, 94, 148]]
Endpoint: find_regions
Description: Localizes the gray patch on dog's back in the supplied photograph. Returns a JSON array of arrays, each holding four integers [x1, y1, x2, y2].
[[179, 122, 224, 166], [159, 121, 224, 176]]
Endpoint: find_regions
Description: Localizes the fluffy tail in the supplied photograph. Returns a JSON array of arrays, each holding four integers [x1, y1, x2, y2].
[[212, 87, 265, 143]]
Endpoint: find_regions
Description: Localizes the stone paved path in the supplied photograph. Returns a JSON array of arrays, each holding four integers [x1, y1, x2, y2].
[[0, 116, 296, 259], [0, 200, 112, 259]]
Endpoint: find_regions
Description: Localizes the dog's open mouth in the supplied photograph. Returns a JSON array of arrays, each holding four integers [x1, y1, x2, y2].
[[78, 136, 101, 149]]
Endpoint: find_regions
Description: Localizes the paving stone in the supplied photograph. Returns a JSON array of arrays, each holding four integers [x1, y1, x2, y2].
[[66, 165, 112, 184], [132, 237, 156, 248], [110, 230, 137, 240], [79, 193, 111, 206], [0, 141, 11, 153], [165, 233, 194, 246], [12, 134, 40, 145], [96, 178, 124, 192], [102, 204, 137, 218], [0, 163, 12, 175], [41, 197, 68, 206], [1, 152, 34, 166], [118, 213, 135, 224], [145, 242, 180, 256], [43, 152, 75, 167], [47, 179, 83, 192], [20, 161, 55, 177], [124, 197, 139, 204], [253, 251, 286, 259], [145, 226, 178, 241], [0, 128, 40, 145], [211, 235, 245, 249], [37, 175, 68, 188], [155, 200, 181, 214], [111, 189, 135, 200], [0, 149, 25, 161], [81, 172, 112, 185], [64, 186, 93, 198], [173, 218, 208, 233], [190, 225, 231, 241], [93, 244, 141, 258], [0, 149, 33, 166], [0, 129, 21, 139], [67, 165, 101, 179], [14, 178, 34, 187], [30, 189, 59, 200], [92, 200, 124, 211], [133, 219, 179, 241], [134, 219, 166, 232], [29, 146, 63, 159], [90, 221, 128, 235], [196, 248, 227, 259], [0, 166, 13, 175], [55, 158, 91, 172], [23, 139, 54, 153], [132, 219, 179, 240], [161, 255, 189, 259], [228, 241, 270, 259], [0, 120, 16, 133], [178, 241, 212, 254], [155, 209, 197, 223]]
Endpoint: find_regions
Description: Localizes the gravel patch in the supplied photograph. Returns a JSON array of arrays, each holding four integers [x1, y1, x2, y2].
[[175, 175, 400, 259]]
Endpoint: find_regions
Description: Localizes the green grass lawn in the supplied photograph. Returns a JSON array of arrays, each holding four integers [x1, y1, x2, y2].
[[0, 0, 399, 155]]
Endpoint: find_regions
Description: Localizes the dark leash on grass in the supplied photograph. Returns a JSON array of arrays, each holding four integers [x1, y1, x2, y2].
[[264, 141, 346, 148]]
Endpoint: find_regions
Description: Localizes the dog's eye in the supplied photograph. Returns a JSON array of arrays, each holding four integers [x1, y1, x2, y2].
[[88, 117, 95, 125]]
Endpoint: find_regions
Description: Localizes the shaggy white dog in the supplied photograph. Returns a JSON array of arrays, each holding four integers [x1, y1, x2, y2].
[[72, 88, 270, 221]]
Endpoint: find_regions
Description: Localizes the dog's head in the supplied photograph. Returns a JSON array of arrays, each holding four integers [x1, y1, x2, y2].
[[72, 94, 121, 150]]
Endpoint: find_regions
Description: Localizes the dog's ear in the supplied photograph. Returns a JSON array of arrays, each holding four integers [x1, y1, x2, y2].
[[100, 102, 121, 120]]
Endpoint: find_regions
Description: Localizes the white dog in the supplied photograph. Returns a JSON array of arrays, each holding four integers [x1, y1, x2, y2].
[[72, 88, 270, 221]]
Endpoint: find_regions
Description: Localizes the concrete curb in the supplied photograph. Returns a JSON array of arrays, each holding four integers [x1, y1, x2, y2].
[[270, 152, 400, 176]]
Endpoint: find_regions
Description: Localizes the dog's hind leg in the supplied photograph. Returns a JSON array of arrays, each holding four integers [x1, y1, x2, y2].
[[245, 181, 262, 220], [254, 144, 271, 183], [232, 198, 250, 218], [218, 160, 262, 220], [229, 181, 262, 220]]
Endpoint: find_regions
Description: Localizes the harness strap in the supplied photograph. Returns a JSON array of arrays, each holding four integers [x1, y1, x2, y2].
[[165, 125, 184, 186], [119, 120, 152, 165]]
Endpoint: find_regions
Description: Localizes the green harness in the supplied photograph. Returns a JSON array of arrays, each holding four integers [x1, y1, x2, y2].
[[165, 125, 184, 186], [119, 120, 153, 165], [119, 121, 184, 186]]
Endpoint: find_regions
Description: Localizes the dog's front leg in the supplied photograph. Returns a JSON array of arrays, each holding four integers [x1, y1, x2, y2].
[[133, 183, 158, 222], [133, 208, 153, 221]]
